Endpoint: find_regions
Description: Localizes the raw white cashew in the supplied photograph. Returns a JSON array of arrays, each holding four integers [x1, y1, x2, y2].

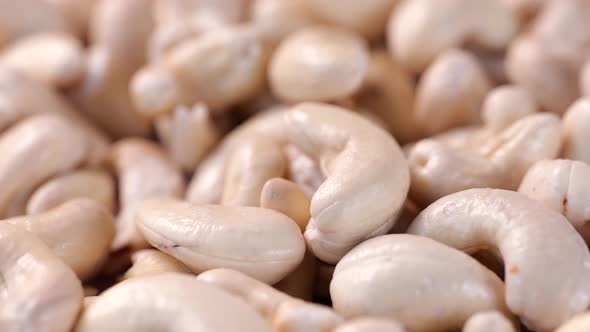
[[334, 318, 407, 332], [556, 312, 590, 332], [197, 268, 343, 332], [260, 178, 311, 232], [187, 103, 409, 263], [110, 139, 185, 251], [562, 98, 590, 165], [0, 224, 83, 332], [462, 311, 515, 332], [4, 198, 115, 280], [408, 188, 590, 331], [415, 49, 491, 135], [250, 0, 315, 45], [123, 249, 190, 280], [331, 234, 508, 332], [137, 199, 305, 284], [76, 273, 272, 332], [482, 85, 536, 132], [269, 26, 369, 103], [274, 251, 316, 301], [26, 169, 114, 214], [0, 33, 84, 88], [387, 0, 517, 73]]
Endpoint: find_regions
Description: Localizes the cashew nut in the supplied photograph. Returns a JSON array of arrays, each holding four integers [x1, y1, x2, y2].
[[408, 188, 590, 331], [250, 0, 315, 45], [122, 249, 190, 280], [260, 178, 311, 231], [556, 312, 590, 332], [462, 311, 516, 332], [481, 85, 536, 132], [334, 318, 407, 332], [331, 234, 508, 332], [562, 98, 590, 165]]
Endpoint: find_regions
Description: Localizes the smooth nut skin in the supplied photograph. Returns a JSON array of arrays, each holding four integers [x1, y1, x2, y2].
[[582, 60, 590, 96], [76, 273, 272, 332], [0, 224, 83, 332], [0, 33, 84, 88], [481, 85, 536, 132], [331, 234, 508, 332], [556, 313, 590, 332], [26, 169, 115, 214], [136, 199, 306, 284], [123, 249, 189, 280], [387, 0, 517, 73], [4, 198, 115, 280], [415, 49, 491, 135], [334, 318, 407, 332], [250, 0, 315, 45], [260, 178, 311, 232], [462, 311, 515, 332], [562, 98, 590, 165], [408, 189, 590, 331], [269, 27, 369, 102], [47, 0, 96, 37]]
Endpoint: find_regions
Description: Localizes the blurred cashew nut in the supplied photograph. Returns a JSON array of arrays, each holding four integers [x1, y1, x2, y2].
[[562, 98, 590, 165], [462, 311, 516, 332]]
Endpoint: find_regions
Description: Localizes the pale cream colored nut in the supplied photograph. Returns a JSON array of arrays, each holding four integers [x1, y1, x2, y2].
[[197, 268, 343, 331], [274, 251, 316, 301], [331, 234, 508, 332], [0, 0, 69, 48], [222, 135, 286, 206], [260, 178, 311, 231], [556, 312, 590, 332], [387, 0, 517, 73], [4, 198, 115, 280], [0, 224, 83, 332], [301, 0, 398, 38], [334, 318, 407, 332], [562, 98, 590, 164], [518, 159, 590, 231], [482, 85, 536, 132], [110, 138, 185, 251], [137, 200, 305, 284], [123, 249, 190, 280], [250, 0, 315, 45], [26, 169, 115, 214], [153, 0, 247, 26], [132, 26, 266, 116], [0, 32, 84, 88], [283, 144, 325, 198], [408, 188, 590, 331], [415, 49, 491, 135], [462, 311, 516, 332], [269, 26, 369, 103], [187, 103, 409, 263], [155, 103, 220, 172], [76, 273, 272, 332], [47, 0, 97, 37]]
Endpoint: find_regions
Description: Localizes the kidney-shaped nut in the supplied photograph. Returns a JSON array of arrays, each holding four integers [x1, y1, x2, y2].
[[0, 32, 84, 88], [462, 311, 516, 332], [0, 224, 83, 332], [408, 188, 590, 331], [4, 198, 115, 280], [331, 234, 508, 332], [387, 0, 517, 73], [76, 273, 272, 332], [269, 26, 369, 103], [137, 199, 305, 284], [415, 49, 491, 135], [26, 169, 114, 214], [562, 98, 590, 165], [132, 25, 266, 116], [556, 312, 590, 332], [123, 249, 189, 280], [334, 318, 407, 332], [481, 85, 536, 132]]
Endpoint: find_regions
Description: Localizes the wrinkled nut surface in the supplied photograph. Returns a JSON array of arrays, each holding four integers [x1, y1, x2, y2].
[[136, 199, 305, 284], [76, 273, 272, 332], [462, 311, 515, 332], [0, 224, 83, 332], [331, 234, 508, 332], [334, 318, 407, 332], [260, 178, 311, 232], [562, 98, 590, 165], [269, 27, 369, 103], [4, 198, 115, 280], [123, 249, 189, 280], [408, 189, 590, 331]]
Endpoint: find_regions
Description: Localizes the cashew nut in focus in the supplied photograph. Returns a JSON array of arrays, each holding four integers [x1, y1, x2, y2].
[[122, 249, 190, 280], [331, 234, 509, 332], [408, 188, 590, 331], [76, 273, 273, 332], [0, 224, 83, 332], [462, 311, 515, 332]]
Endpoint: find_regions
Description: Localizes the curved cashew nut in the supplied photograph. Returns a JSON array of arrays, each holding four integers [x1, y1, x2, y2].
[[335, 318, 407, 332], [0, 224, 83, 332], [556, 312, 590, 332], [76, 273, 272, 332], [331, 234, 508, 332], [4, 198, 115, 280], [260, 178, 311, 231], [481, 85, 536, 132], [137, 199, 305, 284], [408, 188, 590, 331], [250, 0, 315, 45], [387, 0, 517, 73], [269, 26, 369, 103], [26, 169, 114, 214], [462, 311, 515, 332], [110, 138, 185, 251], [123, 249, 190, 280], [562, 98, 590, 165]]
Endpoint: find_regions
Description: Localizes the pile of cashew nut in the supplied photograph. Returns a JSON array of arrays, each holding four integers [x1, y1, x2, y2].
[[4, 0, 590, 331]]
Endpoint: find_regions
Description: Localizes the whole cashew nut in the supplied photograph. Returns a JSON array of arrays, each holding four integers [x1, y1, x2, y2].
[[408, 188, 590, 331], [330, 234, 508, 332], [76, 273, 273, 332], [462, 311, 515, 332], [0, 224, 83, 332], [334, 318, 407, 332], [123, 249, 190, 280], [562, 98, 590, 165]]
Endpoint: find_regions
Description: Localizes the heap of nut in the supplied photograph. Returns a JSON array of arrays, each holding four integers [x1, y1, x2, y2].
[[2, 0, 590, 331]]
